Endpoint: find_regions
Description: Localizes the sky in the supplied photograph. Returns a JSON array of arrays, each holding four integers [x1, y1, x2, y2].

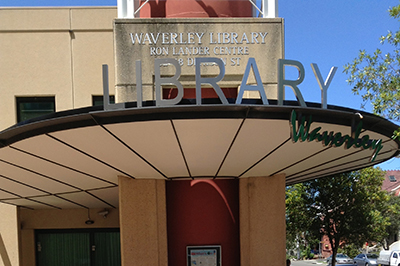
[[1, 0, 400, 170]]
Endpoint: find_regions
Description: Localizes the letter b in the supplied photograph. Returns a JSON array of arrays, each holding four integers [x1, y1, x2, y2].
[[155, 58, 184, 106]]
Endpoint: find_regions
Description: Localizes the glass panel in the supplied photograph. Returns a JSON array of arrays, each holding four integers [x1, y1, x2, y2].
[[37, 232, 90, 266], [92, 95, 115, 106], [93, 231, 121, 266]]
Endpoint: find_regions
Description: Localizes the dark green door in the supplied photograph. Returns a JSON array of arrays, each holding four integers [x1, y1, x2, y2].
[[36, 229, 121, 266], [92, 231, 121, 266]]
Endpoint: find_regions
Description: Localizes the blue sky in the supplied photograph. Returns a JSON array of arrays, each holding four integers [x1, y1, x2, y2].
[[1, 0, 400, 170], [279, 1, 400, 170]]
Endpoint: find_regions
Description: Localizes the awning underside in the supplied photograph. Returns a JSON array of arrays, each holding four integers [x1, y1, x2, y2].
[[0, 105, 397, 209]]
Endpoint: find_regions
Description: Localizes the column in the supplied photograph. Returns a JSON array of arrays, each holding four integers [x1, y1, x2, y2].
[[119, 177, 168, 266], [240, 174, 286, 266]]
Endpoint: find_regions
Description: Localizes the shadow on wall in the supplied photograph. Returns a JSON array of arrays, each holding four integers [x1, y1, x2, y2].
[[0, 234, 11, 266], [195, 1, 218, 17]]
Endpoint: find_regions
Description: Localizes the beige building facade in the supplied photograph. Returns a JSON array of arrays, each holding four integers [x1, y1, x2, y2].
[[0, 7, 116, 130], [0, 7, 118, 266], [0, 5, 399, 266]]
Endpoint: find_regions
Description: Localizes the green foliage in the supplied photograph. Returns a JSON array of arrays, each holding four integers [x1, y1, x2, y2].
[[286, 254, 296, 260], [301, 247, 314, 260], [286, 184, 309, 243], [392, 128, 400, 141], [338, 243, 360, 259], [379, 192, 400, 249], [286, 167, 388, 266], [344, 4, 400, 121]]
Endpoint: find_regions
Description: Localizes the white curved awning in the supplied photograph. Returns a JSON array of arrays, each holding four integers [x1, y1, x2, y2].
[[0, 103, 398, 209]]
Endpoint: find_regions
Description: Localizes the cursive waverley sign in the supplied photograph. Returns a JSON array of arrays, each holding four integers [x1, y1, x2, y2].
[[290, 110, 383, 162]]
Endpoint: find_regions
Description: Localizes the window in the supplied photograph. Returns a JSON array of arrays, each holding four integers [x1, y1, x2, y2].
[[36, 229, 121, 266], [92, 95, 115, 106], [16, 97, 55, 123], [389, 175, 397, 182]]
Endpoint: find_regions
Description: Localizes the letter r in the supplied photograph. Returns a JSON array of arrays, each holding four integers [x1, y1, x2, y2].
[[195, 57, 228, 105]]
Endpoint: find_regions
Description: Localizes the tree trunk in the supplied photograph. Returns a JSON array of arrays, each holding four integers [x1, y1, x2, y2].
[[329, 237, 338, 266]]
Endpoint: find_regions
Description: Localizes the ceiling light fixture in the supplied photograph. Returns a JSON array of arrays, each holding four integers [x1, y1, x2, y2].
[[85, 209, 94, 225]]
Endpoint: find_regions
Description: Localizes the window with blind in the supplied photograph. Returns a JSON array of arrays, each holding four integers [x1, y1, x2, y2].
[[36, 229, 121, 266]]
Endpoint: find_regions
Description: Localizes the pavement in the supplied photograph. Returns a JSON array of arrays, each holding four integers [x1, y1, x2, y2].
[[312, 260, 327, 265], [292, 260, 355, 266], [291, 259, 328, 266]]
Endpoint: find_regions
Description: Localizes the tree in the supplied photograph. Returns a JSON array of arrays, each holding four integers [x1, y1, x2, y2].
[[380, 192, 400, 249], [286, 184, 315, 259], [286, 167, 388, 266], [344, 4, 400, 121]]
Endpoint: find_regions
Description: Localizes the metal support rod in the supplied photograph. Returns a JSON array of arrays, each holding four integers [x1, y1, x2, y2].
[[134, 0, 150, 16], [249, 0, 264, 16]]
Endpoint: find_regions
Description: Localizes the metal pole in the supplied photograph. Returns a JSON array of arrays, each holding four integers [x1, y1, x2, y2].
[[262, 0, 278, 18], [117, 0, 137, 18]]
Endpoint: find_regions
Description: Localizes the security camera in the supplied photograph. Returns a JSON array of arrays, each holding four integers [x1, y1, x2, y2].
[[98, 209, 109, 218]]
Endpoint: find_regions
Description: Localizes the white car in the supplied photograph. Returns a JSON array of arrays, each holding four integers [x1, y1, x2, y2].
[[327, 254, 353, 265]]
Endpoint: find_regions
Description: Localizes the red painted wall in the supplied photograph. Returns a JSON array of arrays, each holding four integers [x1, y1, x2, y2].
[[163, 88, 238, 100], [139, 0, 252, 18], [142, 1, 245, 263], [166, 179, 240, 266]]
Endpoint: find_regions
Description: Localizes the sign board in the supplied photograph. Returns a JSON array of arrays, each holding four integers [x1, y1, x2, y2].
[[112, 18, 336, 108], [187, 246, 221, 266], [114, 18, 283, 101]]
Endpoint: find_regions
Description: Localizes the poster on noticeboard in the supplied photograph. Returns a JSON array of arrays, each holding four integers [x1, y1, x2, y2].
[[187, 246, 221, 266]]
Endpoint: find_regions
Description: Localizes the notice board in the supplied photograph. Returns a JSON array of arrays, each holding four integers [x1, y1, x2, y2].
[[187, 246, 221, 266]]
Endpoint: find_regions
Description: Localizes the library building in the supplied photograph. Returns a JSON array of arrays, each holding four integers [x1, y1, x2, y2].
[[0, 0, 399, 265]]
